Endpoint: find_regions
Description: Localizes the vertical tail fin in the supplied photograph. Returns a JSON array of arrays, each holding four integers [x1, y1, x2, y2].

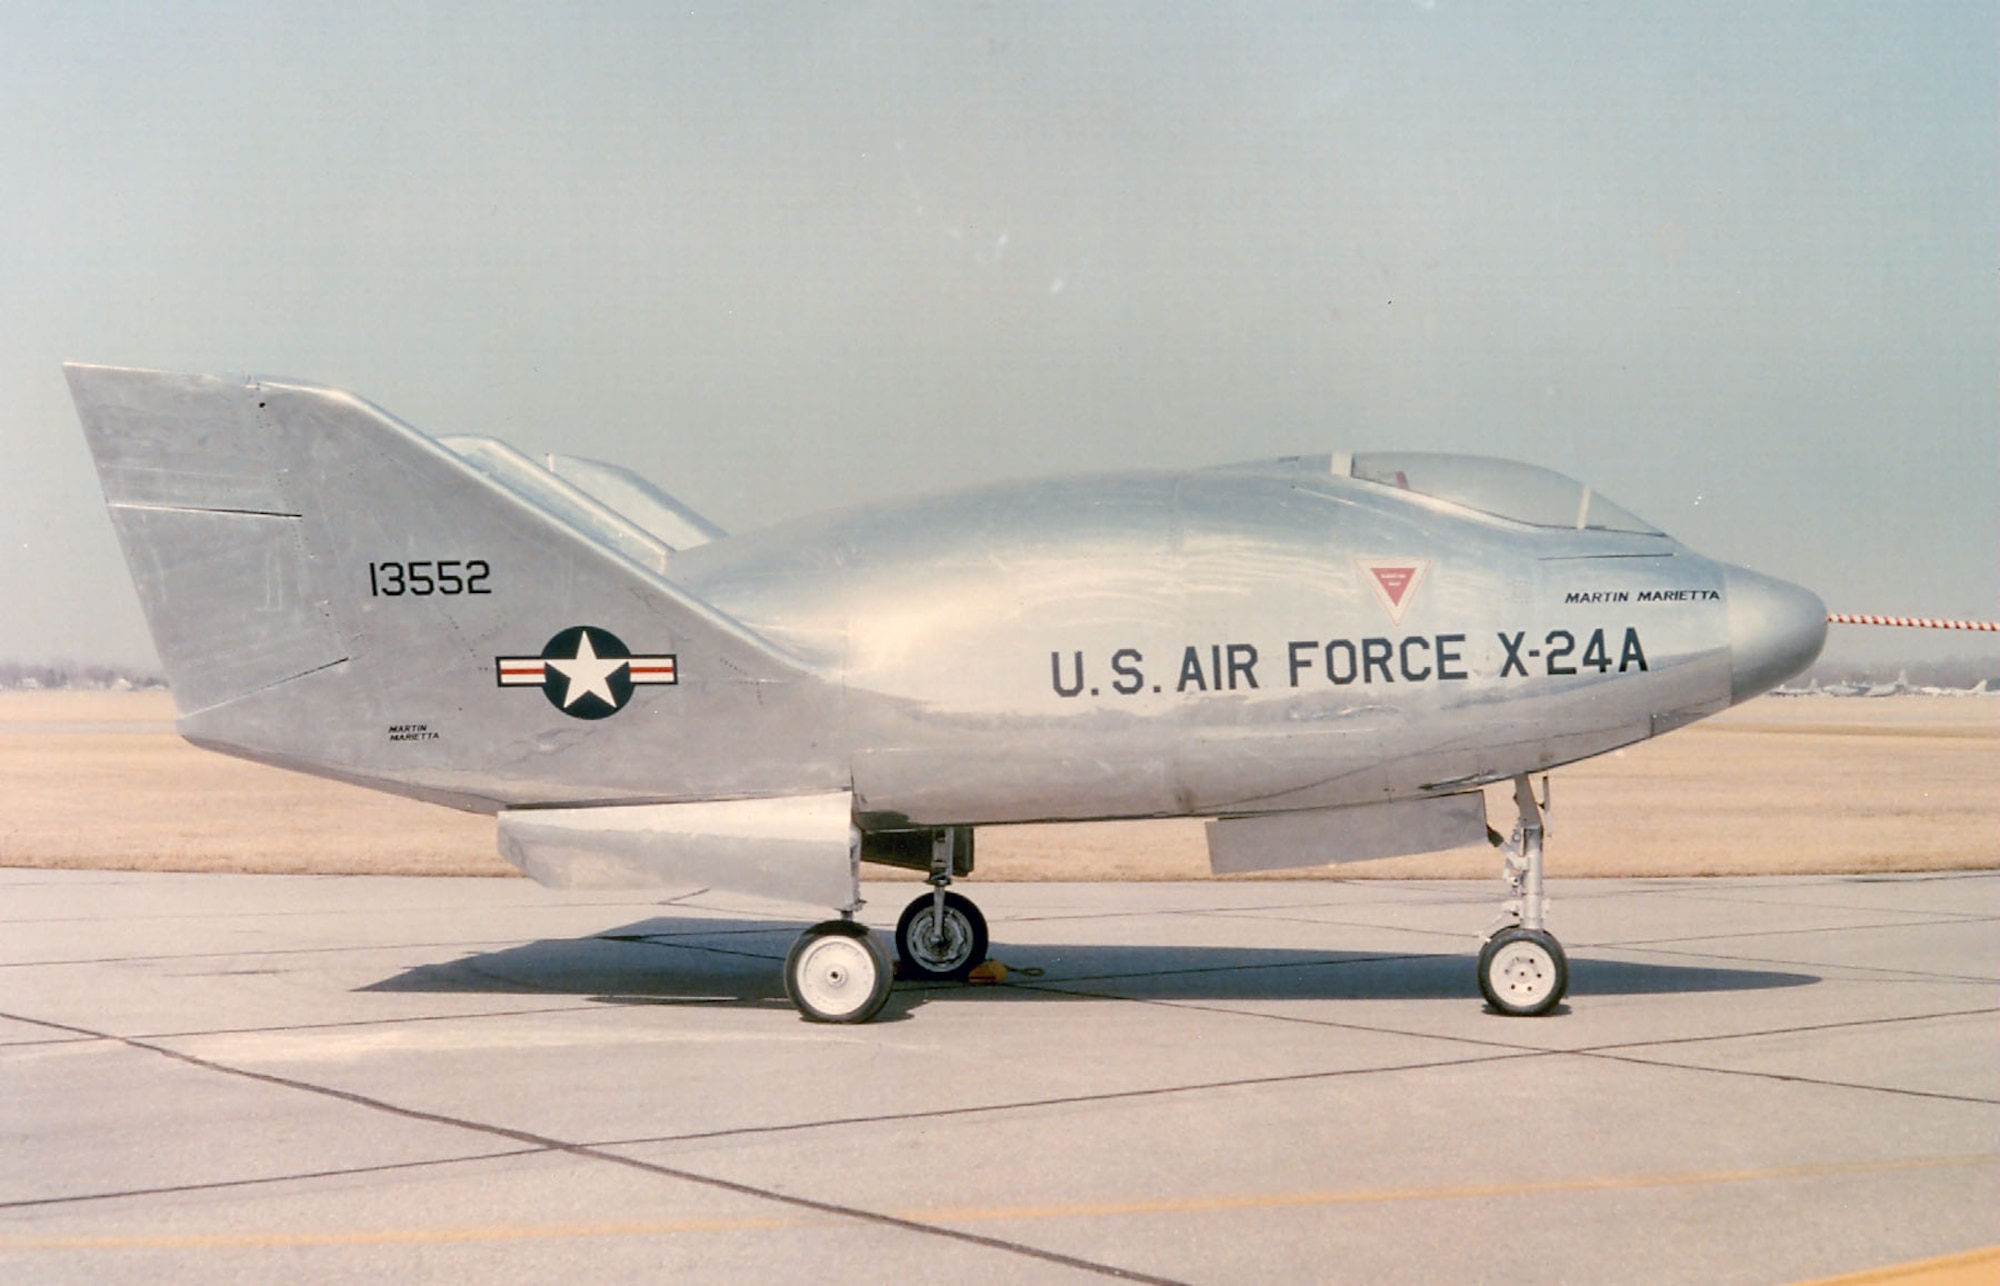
[[68, 364, 841, 811]]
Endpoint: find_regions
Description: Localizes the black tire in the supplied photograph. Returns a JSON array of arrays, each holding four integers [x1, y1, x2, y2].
[[784, 921, 893, 1023], [1478, 927, 1569, 1016], [894, 891, 989, 982]]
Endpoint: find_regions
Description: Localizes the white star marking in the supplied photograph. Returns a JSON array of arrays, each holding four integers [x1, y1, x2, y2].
[[545, 632, 627, 709]]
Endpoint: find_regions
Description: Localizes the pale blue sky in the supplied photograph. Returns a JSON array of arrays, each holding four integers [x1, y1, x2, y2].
[[3, 2, 1993, 668]]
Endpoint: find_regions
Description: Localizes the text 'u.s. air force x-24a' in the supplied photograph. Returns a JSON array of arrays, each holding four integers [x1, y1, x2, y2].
[[68, 365, 1828, 1023]]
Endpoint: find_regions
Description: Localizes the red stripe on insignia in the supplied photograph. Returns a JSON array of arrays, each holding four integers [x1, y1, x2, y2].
[[497, 660, 546, 686]]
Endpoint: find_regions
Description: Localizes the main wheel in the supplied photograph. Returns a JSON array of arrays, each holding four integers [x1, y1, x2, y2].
[[1478, 927, 1569, 1016], [785, 922, 894, 1023], [894, 891, 989, 982]]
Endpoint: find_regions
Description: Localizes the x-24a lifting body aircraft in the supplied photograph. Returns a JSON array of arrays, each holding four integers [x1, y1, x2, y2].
[[68, 366, 1828, 1022]]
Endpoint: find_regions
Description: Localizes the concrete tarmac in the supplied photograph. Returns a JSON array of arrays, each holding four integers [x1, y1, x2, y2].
[[1, 868, 1993, 1283]]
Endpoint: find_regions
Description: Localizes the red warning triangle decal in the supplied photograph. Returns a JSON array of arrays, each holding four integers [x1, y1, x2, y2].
[[1356, 558, 1430, 626], [1373, 566, 1417, 604]]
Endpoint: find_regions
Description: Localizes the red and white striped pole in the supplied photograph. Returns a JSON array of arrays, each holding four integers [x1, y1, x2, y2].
[[1828, 615, 1999, 632]]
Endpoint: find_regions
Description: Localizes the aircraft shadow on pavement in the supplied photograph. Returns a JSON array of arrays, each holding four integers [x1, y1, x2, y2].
[[361, 914, 1818, 1012]]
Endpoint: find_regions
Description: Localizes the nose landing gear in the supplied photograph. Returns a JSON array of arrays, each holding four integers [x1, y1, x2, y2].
[[1479, 775, 1569, 1016]]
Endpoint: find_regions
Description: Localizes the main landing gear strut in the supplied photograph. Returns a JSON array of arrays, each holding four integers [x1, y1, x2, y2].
[[894, 828, 989, 982], [1478, 775, 1569, 1016]]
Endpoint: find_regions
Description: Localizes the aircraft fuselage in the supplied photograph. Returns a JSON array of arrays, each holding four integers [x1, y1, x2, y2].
[[669, 457, 1813, 827]]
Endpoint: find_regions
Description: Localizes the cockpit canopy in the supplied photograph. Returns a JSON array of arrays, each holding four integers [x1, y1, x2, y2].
[[1345, 452, 1661, 535]]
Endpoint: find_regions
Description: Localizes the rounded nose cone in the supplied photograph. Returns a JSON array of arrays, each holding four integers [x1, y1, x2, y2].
[[1724, 565, 1828, 704]]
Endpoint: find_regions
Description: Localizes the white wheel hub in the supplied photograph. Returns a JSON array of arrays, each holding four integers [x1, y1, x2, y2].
[[792, 933, 879, 1019], [1488, 940, 1559, 1008]]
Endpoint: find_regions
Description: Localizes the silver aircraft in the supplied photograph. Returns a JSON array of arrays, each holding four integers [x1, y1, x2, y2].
[[67, 365, 1828, 1023]]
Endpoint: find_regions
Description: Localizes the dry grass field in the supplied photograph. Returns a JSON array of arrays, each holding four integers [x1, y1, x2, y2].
[[1, 689, 1992, 881]]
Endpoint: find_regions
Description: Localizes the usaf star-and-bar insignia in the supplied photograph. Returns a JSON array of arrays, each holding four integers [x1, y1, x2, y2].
[[496, 625, 676, 720]]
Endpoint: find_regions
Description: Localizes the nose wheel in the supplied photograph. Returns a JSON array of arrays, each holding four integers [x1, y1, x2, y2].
[[784, 921, 894, 1023], [1479, 926, 1568, 1016]]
